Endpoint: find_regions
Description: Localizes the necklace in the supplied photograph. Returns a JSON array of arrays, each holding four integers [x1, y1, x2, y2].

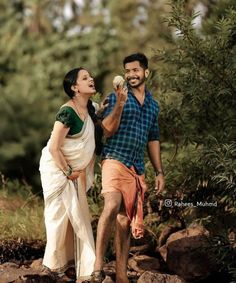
[[72, 99, 88, 121]]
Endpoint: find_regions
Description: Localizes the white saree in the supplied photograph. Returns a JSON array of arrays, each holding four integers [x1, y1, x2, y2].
[[39, 115, 95, 280]]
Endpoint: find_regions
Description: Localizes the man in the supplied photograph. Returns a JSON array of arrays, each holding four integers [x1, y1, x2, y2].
[[92, 53, 165, 283]]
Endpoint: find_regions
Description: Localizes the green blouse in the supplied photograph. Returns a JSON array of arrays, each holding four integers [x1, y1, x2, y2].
[[55, 106, 84, 135]]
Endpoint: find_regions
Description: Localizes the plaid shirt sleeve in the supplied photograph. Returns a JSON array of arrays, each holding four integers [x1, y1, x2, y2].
[[102, 93, 116, 118], [148, 103, 160, 141]]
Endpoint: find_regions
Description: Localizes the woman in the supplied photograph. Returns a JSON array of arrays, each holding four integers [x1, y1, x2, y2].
[[39, 67, 97, 282]]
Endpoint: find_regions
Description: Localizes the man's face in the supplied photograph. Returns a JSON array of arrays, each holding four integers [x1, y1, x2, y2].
[[124, 61, 146, 88]]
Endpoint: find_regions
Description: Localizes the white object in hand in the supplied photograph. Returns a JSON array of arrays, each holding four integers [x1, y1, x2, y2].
[[113, 75, 125, 90]]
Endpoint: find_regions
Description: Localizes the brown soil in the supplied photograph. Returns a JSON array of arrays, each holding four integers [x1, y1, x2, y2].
[[0, 239, 45, 265]]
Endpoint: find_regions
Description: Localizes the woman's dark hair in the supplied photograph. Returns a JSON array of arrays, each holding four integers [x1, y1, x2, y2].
[[123, 53, 148, 69], [87, 100, 104, 155], [63, 67, 84, 98]]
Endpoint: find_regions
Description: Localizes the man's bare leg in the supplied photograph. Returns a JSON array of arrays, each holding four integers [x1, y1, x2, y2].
[[94, 192, 122, 272], [115, 212, 131, 283]]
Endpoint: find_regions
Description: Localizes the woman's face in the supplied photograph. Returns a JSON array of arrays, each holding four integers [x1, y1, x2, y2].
[[73, 69, 96, 95]]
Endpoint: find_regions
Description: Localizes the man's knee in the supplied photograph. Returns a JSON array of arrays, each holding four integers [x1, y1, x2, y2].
[[117, 213, 130, 230], [102, 193, 122, 220], [104, 202, 120, 217]]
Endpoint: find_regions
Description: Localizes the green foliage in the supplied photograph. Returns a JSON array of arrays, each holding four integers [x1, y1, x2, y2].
[[150, 0, 236, 279], [1, 1, 235, 276], [87, 166, 104, 219], [154, 0, 236, 213], [208, 235, 236, 282], [155, 3, 236, 145], [0, 0, 171, 189], [203, 141, 236, 213]]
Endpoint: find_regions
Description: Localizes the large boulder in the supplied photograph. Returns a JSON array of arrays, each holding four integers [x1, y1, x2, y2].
[[159, 225, 217, 281]]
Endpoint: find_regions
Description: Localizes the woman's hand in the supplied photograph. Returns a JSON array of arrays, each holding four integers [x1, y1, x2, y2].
[[96, 98, 109, 118], [67, 170, 82, 181]]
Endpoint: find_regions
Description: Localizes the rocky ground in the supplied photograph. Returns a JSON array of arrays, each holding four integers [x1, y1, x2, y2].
[[0, 225, 233, 283], [0, 240, 140, 283], [0, 239, 46, 283], [0, 239, 182, 283]]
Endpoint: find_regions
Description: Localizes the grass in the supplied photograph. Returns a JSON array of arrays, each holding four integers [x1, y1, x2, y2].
[[0, 176, 45, 241]]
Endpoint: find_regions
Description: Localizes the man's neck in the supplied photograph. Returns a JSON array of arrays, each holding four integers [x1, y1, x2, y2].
[[131, 84, 146, 105], [131, 84, 146, 97]]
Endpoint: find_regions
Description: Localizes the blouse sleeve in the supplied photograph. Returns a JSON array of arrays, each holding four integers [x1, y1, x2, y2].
[[55, 107, 74, 128]]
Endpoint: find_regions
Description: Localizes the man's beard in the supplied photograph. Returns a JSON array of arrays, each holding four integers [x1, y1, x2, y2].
[[127, 76, 146, 88]]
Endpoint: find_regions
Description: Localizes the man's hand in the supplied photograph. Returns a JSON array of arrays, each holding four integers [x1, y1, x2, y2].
[[101, 84, 128, 137], [115, 85, 128, 106], [155, 173, 165, 195]]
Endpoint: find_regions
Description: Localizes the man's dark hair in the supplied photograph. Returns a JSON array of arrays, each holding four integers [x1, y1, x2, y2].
[[123, 53, 148, 69]]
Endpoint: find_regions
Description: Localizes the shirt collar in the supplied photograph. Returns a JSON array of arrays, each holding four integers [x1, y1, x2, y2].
[[128, 86, 152, 105]]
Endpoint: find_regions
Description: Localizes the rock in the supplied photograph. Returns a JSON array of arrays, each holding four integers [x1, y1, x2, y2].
[[127, 270, 139, 281], [103, 260, 116, 275], [128, 255, 160, 274], [162, 225, 217, 281], [30, 258, 43, 270], [0, 259, 54, 283], [103, 275, 115, 283], [1, 262, 19, 268], [129, 244, 151, 255], [137, 271, 186, 283], [158, 225, 184, 247], [158, 245, 167, 261], [0, 239, 45, 264], [0, 264, 39, 283], [13, 273, 56, 283]]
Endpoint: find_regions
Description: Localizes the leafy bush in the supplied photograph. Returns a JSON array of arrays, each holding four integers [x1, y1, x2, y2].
[[148, 0, 236, 278]]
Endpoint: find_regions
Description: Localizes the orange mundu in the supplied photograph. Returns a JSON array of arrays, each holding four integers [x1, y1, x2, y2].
[[101, 159, 147, 239]]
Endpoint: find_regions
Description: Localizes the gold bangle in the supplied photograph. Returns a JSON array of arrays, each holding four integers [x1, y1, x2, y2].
[[63, 165, 73, 177]]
